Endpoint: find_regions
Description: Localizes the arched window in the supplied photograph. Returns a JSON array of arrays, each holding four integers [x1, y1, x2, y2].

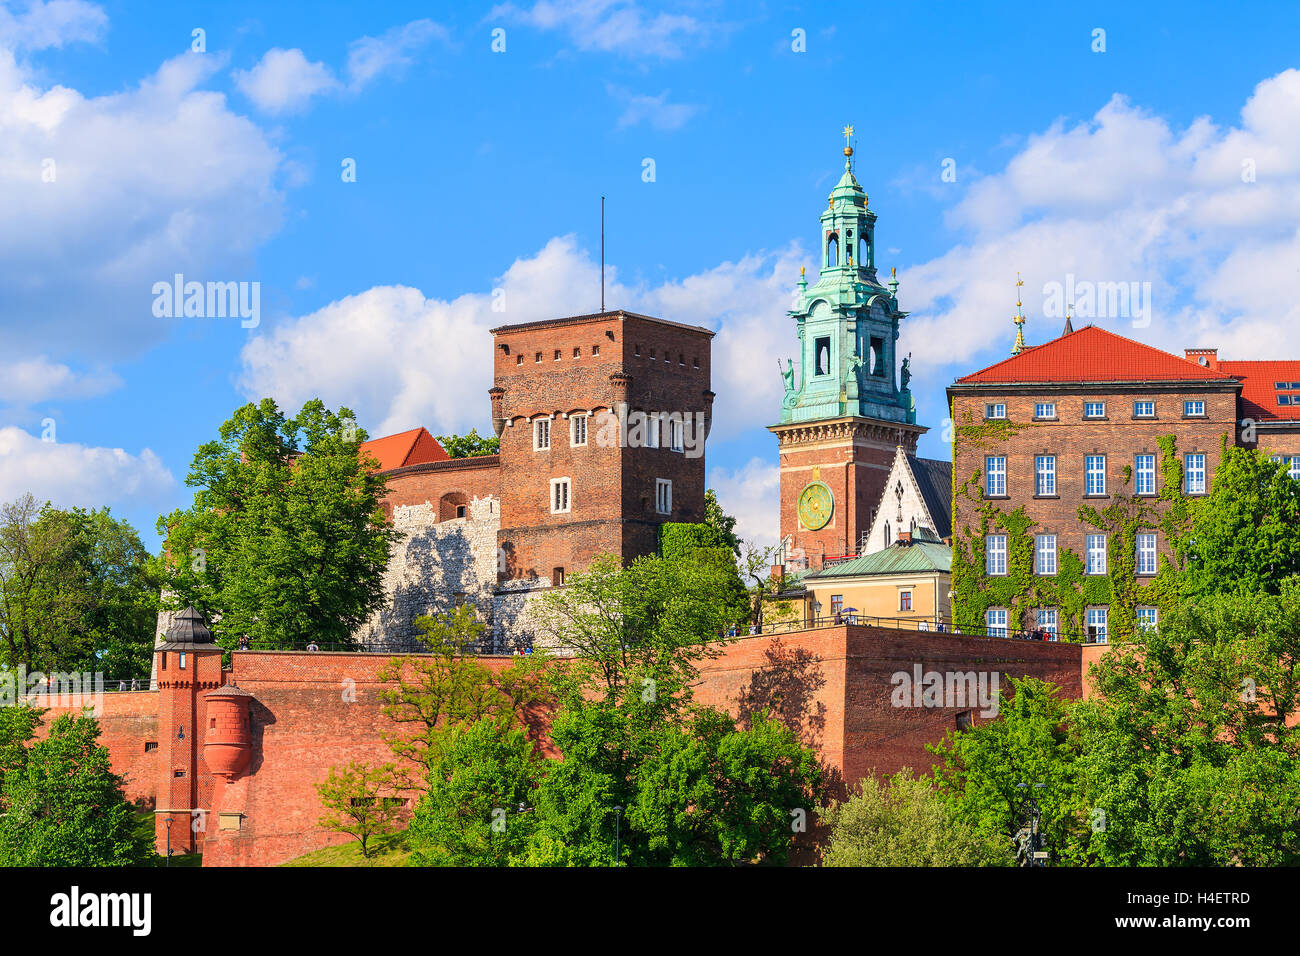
[[860, 236, 868, 267], [826, 233, 839, 267], [884, 521, 891, 547]]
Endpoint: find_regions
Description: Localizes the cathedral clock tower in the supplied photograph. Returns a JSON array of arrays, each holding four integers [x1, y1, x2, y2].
[[770, 130, 926, 570]]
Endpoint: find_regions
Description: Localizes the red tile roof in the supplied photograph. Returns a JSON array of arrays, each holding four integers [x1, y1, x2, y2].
[[1218, 361, 1300, 423], [359, 427, 449, 471], [954, 325, 1239, 385]]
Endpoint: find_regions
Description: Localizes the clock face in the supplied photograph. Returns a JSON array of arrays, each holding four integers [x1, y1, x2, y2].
[[797, 482, 834, 531]]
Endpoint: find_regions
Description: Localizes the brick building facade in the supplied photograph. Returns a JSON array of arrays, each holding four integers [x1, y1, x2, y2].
[[947, 322, 1300, 641]]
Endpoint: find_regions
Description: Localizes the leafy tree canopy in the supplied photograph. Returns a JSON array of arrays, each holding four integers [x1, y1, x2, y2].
[[157, 398, 399, 649], [0, 494, 157, 675], [434, 428, 499, 459]]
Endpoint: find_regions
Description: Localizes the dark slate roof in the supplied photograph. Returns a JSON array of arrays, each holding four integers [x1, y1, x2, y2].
[[908, 455, 953, 540], [157, 606, 220, 651], [806, 540, 952, 579]]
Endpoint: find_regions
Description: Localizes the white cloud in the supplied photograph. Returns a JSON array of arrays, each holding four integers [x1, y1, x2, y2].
[[489, 0, 709, 59], [0, 356, 120, 402], [238, 235, 802, 444], [346, 19, 446, 89], [0, 48, 286, 361], [234, 20, 446, 114], [610, 86, 700, 130], [232, 47, 338, 115], [0, 0, 106, 51], [0, 426, 175, 510], [708, 458, 780, 550], [901, 69, 1300, 374]]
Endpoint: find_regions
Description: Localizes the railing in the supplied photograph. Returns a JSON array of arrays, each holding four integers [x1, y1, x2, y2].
[[738, 614, 1110, 645], [231, 637, 529, 656]]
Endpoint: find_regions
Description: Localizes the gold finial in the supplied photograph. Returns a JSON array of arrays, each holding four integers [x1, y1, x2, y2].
[[891, 267, 896, 279], [1012, 272, 1027, 355], [800, 266, 805, 277], [842, 125, 854, 157]]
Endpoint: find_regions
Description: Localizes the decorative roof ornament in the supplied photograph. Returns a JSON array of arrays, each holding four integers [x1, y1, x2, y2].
[[888, 266, 899, 298], [1062, 304, 1074, 337], [1011, 273, 1027, 355]]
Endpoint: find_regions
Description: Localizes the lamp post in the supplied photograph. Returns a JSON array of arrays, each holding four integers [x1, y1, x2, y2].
[[612, 805, 623, 867], [164, 816, 174, 867], [1015, 782, 1047, 866]]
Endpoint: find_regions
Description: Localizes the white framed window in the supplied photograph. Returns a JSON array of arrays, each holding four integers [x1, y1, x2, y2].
[[668, 417, 684, 453], [570, 414, 588, 447], [985, 456, 1006, 496], [1035, 402, 1056, 419], [1085, 455, 1107, 495], [533, 418, 551, 451], [1086, 534, 1108, 575], [549, 477, 571, 514], [1183, 399, 1206, 417], [1136, 606, 1158, 631], [986, 535, 1008, 576], [1084, 401, 1106, 418], [1134, 401, 1155, 418], [985, 403, 1006, 420], [1136, 533, 1157, 575], [645, 413, 660, 448], [899, 590, 912, 612], [1037, 608, 1058, 639], [655, 478, 672, 515], [1135, 454, 1156, 495], [178, 651, 187, 669], [986, 608, 1008, 638], [1185, 453, 1206, 493], [1087, 606, 1109, 643], [1035, 534, 1057, 575], [1035, 455, 1056, 496]]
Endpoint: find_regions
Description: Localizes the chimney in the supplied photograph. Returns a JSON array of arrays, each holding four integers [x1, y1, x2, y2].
[[1184, 348, 1218, 370], [898, 531, 912, 545]]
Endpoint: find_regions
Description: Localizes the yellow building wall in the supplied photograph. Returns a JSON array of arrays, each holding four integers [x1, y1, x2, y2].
[[805, 572, 951, 626]]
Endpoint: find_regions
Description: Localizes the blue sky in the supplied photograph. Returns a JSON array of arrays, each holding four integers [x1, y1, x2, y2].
[[4, 0, 1300, 550]]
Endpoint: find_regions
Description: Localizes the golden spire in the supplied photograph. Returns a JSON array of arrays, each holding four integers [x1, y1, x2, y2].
[[1012, 273, 1027, 355], [843, 125, 854, 158]]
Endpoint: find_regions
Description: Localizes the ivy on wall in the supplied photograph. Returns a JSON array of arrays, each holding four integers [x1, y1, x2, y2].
[[950, 418, 1192, 642]]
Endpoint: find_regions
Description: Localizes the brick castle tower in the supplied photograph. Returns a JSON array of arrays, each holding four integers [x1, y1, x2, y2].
[[489, 310, 714, 584], [770, 130, 926, 569]]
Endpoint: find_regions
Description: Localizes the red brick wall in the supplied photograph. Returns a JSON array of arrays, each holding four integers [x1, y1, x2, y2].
[[379, 455, 501, 518], [201, 650, 554, 867], [33, 689, 160, 805], [696, 624, 1083, 792]]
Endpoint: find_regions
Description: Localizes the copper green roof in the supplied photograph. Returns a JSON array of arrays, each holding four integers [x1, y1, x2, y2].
[[805, 541, 952, 579]]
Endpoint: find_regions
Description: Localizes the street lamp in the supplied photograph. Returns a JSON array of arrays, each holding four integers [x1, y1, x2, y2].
[[1015, 782, 1048, 866], [612, 805, 623, 867], [164, 815, 174, 867]]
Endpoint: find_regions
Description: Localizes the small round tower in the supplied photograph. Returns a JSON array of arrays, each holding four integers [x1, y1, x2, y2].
[[201, 683, 255, 780]]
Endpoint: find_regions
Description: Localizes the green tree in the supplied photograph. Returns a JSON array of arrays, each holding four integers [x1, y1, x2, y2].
[[929, 677, 1091, 865], [0, 496, 156, 675], [408, 717, 544, 866], [316, 761, 407, 860], [1181, 443, 1300, 599], [1074, 582, 1300, 865], [435, 428, 499, 458], [703, 488, 741, 557], [0, 705, 42, 807], [0, 713, 152, 866], [820, 771, 1013, 866], [377, 605, 548, 774], [527, 553, 822, 866], [158, 398, 399, 649]]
